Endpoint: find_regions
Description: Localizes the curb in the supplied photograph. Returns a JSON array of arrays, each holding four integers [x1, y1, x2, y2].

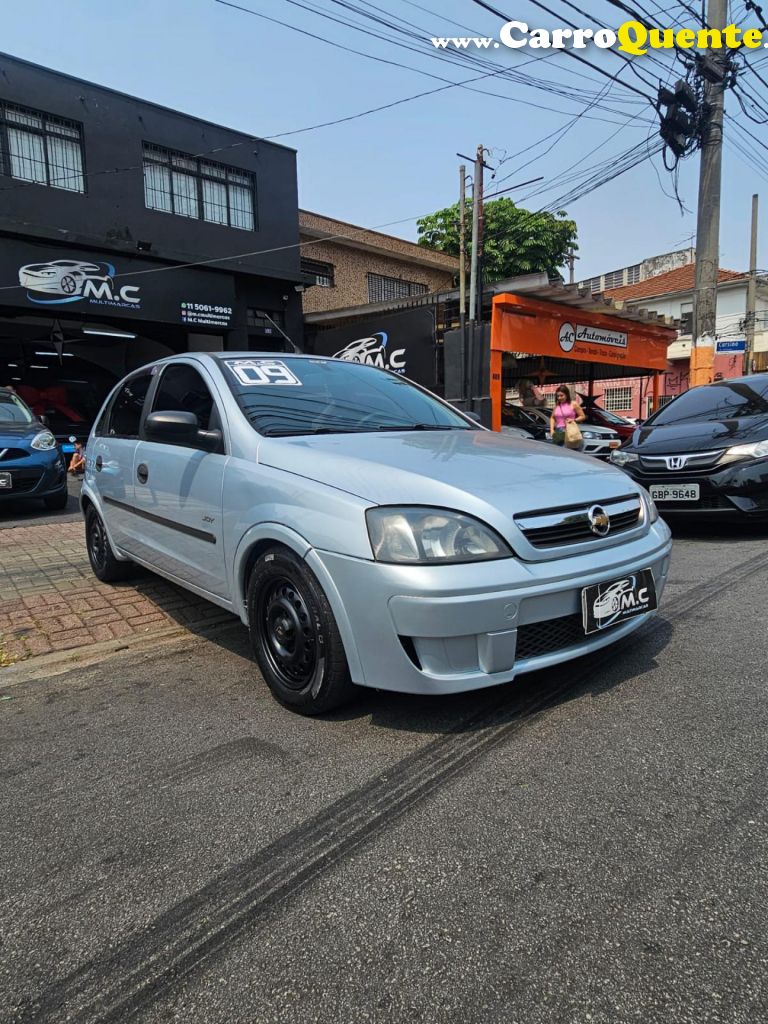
[[0, 614, 243, 688]]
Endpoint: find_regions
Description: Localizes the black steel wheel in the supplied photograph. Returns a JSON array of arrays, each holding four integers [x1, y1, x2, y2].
[[247, 547, 353, 714], [85, 506, 134, 582]]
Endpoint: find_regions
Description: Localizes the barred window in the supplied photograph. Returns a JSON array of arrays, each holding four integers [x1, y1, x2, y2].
[[0, 102, 84, 192], [301, 258, 334, 288], [247, 308, 284, 335], [367, 273, 428, 303], [143, 144, 256, 230], [603, 386, 633, 412], [626, 263, 641, 285]]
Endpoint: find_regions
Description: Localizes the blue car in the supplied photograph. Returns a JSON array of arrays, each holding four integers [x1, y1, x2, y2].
[[81, 354, 672, 715], [0, 388, 68, 510]]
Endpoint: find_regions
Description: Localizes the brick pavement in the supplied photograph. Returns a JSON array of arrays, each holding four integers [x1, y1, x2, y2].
[[0, 521, 237, 665]]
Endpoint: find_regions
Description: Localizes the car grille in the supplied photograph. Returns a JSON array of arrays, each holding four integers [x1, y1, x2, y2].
[[515, 494, 643, 548], [638, 450, 724, 474], [0, 467, 44, 493], [656, 492, 735, 511], [0, 448, 28, 462], [516, 613, 585, 660]]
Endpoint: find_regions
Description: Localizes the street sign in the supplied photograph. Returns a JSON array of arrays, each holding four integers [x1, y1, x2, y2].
[[716, 339, 746, 353]]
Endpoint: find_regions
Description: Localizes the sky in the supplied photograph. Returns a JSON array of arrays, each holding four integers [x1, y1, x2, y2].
[[1, 0, 766, 279]]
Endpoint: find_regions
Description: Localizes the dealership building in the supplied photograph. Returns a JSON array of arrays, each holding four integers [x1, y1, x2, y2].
[[0, 53, 304, 437]]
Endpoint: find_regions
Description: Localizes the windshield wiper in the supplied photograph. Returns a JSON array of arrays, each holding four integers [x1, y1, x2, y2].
[[372, 423, 471, 432]]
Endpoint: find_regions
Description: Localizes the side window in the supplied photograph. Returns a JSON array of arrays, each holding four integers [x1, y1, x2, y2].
[[151, 363, 221, 441], [107, 372, 153, 439]]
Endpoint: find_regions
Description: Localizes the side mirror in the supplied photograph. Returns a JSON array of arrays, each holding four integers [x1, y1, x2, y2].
[[464, 411, 482, 424], [144, 411, 222, 452], [40, 414, 49, 427]]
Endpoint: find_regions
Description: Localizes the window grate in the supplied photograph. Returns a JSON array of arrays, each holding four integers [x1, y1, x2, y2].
[[142, 143, 256, 231], [301, 258, 334, 288], [367, 273, 428, 303], [603, 386, 633, 412], [0, 101, 85, 192]]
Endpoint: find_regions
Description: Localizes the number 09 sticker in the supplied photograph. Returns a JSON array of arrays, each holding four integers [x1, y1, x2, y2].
[[226, 359, 302, 386]]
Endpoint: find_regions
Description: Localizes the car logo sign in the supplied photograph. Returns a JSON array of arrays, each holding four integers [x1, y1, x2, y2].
[[587, 504, 611, 537], [666, 456, 687, 470]]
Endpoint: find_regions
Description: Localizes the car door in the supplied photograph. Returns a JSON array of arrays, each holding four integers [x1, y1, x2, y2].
[[131, 361, 229, 599], [89, 368, 154, 553]]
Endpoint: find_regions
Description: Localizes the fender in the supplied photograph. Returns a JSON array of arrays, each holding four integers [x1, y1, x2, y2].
[[231, 522, 364, 684], [79, 481, 132, 563]]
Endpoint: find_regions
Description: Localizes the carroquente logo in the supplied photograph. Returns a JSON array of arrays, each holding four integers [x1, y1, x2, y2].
[[432, 21, 768, 54]]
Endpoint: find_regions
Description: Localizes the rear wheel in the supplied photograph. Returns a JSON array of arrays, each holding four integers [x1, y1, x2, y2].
[[85, 506, 134, 582], [247, 547, 354, 715]]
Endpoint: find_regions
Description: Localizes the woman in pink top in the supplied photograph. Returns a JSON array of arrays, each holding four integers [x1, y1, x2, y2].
[[549, 385, 585, 447]]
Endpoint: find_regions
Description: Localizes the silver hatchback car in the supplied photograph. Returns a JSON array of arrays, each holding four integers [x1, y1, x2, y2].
[[82, 354, 672, 714]]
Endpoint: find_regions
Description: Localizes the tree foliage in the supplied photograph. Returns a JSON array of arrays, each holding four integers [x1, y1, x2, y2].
[[416, 197, 578, 282]]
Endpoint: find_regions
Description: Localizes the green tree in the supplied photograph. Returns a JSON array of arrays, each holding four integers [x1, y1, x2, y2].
[[416, 197, 577, 282]]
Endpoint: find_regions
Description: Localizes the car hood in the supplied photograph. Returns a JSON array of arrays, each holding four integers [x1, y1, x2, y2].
[[259, 429, 640, 513], [0, 423, 39, 442], [628, 416, 768, 454]]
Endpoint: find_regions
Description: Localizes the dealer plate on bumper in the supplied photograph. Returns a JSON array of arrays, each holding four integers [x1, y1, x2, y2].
[[582, 568, 657, 635], [0, 472, 11, 490]]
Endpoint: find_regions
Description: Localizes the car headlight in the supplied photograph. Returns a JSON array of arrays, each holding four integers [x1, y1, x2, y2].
[[610, 449, 639, 467], [366, 507, 513, 564], [725, 440, 768, 460], [30, 430, 57, 451], [642, 489, 660, 524], [581, 430, 596, 439]]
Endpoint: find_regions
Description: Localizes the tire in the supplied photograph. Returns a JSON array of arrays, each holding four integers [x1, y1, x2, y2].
[[43, 488, 68, 511], [85, 506, 134, 582], [247, 546, 354, 715]]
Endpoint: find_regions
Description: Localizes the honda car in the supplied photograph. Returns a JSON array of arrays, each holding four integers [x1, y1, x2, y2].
[[81, 354, 671, 715], [610, 375, 768, 518]]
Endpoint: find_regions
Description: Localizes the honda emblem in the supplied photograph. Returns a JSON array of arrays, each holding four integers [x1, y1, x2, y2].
[[665, 456, 687, 470]]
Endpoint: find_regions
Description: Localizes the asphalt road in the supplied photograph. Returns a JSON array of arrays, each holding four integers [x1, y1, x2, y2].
[[2, 523, 767, 1024], [0, 476, 82, 529]]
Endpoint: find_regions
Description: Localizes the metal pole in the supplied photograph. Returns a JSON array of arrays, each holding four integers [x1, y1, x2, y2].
[[459, 165, 466, 325], [743, 193, 759, 375], [691, 0, 728, 387], [469, 147, 482, 323]]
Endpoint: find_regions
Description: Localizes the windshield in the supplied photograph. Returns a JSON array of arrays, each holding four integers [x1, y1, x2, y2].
[[221, 357, 474, 437], [0, 391, 34, 425], [590, 405, 632, 425], [647, 379, 768, 426]]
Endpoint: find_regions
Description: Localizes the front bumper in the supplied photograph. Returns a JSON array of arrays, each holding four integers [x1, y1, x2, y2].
[[620, 457, 768, 516], [0, 449, 67, 501], [309, 521, 672, 695]]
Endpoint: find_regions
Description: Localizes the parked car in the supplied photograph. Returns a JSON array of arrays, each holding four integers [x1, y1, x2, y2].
[[500, 424, 535, 440], [577, 394, 636, 442], [501, 404, 548, 440], [82, 354, 672, 714], [511, 405, 622, 459], [0, 388, 68, 510], [610, 375, 768, 518]]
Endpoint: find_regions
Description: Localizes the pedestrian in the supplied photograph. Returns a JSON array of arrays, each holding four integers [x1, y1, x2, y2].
[[550, 385, 586, 449], [68, 441, 85, 476]]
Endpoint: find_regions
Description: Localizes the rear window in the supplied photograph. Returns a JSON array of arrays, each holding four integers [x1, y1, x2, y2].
[[221, 357, 471, 437], [648, 379, 768, 425]]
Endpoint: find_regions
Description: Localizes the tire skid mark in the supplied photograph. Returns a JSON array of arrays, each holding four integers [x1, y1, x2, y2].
[[14, 550, 768, 1024]]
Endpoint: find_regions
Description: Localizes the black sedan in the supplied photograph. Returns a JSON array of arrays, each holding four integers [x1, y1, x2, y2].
[[610, 375, 768, 518]]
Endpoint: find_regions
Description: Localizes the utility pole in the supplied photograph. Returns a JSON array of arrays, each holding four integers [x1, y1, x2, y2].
[[566, 247, 578, 285], [743, 193, 759, 375], [468, 145, 484, 323], [690, 0, 728, 387], [458, 164, 467, 327]]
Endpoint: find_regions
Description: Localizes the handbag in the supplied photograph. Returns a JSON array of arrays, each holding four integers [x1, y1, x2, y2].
[[564, 419, 583, 448]]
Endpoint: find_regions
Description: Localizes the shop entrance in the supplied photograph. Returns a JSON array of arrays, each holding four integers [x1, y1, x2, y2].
[[490, 293, 675, 431]]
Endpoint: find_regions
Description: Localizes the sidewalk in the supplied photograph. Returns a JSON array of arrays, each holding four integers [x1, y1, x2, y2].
[[0, 520, 236, 666]]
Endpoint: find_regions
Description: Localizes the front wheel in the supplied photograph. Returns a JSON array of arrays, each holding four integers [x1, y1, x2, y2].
[[247, 547, 354, 715], [85, 506, 134, 582]]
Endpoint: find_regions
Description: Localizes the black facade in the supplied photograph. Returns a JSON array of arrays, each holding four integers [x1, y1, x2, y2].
[[0, 52, 303, 438]]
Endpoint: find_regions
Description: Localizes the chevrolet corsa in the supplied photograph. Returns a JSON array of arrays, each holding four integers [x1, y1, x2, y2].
[[82, 354, 672, 714]]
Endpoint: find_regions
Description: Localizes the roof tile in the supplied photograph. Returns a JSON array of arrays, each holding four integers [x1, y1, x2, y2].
[[604, 264, 745, 302]]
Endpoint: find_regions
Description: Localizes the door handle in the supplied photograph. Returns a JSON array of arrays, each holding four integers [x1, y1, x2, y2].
[[137, 463, 149, 485], [95, 455, 103, 472]]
